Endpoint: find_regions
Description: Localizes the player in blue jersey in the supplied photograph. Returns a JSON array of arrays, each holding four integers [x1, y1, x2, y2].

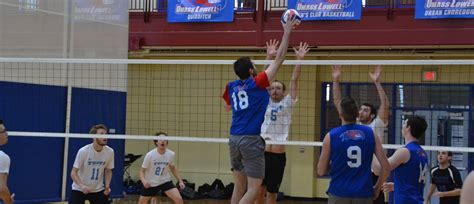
[[318, 97, 390, 204], [382, 115, 429, 204], [222, 16, 299, 204]]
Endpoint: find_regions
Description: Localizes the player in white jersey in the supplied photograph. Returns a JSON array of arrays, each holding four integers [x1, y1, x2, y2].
[[255, 42, 309, 204], [0, 120, 13, 204], [332, 65, 389, 204], [70, 124, 114, 204], [138, 132, 185, 204]]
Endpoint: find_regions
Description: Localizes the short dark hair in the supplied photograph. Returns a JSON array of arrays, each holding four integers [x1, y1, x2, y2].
[[153, 131, 168, 146], [233, 57, 254, 80], [89, 124, 108, 134], [340, 97, 359, 122], [272, 80, 286, 91], [362, 103, 377, 119], [406, 115, 427, 139]]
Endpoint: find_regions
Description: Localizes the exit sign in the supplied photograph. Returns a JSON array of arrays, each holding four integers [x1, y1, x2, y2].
[[422, 69, 438, 82]]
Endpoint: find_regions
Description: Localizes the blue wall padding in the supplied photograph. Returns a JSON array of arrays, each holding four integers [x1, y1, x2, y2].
[[0, 81, 67, 202], [66, 87, 126, 199]]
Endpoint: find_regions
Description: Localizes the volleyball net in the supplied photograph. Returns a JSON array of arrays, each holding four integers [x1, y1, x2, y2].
[[1, 57, 473, 202]]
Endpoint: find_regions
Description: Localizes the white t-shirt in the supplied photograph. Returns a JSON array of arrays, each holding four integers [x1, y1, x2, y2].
[[142, 149, 175, 187], [361, 116, 387, 143], [0, 151, 10, 174], [261, 95, 297, 141], [72, 144, 115, 193]]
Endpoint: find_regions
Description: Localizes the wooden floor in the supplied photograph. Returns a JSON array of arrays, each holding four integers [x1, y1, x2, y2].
[[115, 195, 327, 204], [46, 195, 328, 203]]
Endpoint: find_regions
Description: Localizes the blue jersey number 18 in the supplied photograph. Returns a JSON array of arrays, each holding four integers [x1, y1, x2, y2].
[[232, 91, 249, 110]]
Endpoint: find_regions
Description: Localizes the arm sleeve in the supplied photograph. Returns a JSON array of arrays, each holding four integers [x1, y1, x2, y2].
[[73, 149, 84, 169], [0, 154, 10, 174], [141, 153, 150, 169], [169, 152, 176, 166], [283, 95, 297, 108], [430, 167, 436, 184], [375, 117, 388, 128], [222, 83, 231, 105], [254, 72, 270, 89], [452, 166, 463, 188], [107, 149, 115, 169]]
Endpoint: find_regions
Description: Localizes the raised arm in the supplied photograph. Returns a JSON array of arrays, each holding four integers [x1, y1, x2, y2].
[[332, 65, 343, 114], [264, 39, 279, 70], [369, 65, 389, 124], [289, 42, 309, 100], [265, 17, 298, 81]]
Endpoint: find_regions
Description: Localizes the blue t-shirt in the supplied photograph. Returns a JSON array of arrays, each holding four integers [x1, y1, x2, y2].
[[393, 141, 428, 204], [328, 124, 375, 198], [223, 72, 270, 135]]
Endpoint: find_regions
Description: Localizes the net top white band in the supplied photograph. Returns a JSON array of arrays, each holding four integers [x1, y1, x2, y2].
[[8, 131, 474, 153], [1, 58, 474, 65]]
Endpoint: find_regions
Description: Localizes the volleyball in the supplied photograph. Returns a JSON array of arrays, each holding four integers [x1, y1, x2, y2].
[[281, 9, 302, 24]]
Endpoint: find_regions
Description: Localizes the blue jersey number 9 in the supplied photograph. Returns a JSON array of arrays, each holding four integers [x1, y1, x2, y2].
[[347, 146, 362, 168]]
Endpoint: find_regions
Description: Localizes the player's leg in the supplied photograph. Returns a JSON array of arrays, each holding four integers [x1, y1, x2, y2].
[[68, 190, 86, 204], [232, 170, 248, 204], [265, 152, 286, 204], [164, 187, 184, 204], [240, 136, 265, 204], [255, 185, 266, 204], [138, 186, 159, 204], [229, 135, 247, 204], [87, 191, 108, 204], [241, 176, 263, 204]]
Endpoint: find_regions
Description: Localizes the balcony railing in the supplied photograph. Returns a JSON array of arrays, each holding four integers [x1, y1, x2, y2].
[[129, 0, 257, 12], [129, 0, 415, 13]]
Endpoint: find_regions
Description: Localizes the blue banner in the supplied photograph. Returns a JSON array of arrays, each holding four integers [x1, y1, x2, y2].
[[74, 0, 128, 23], [168, 0, 234, 22], [416, 0, 474, 19], [288, 0, 362, 20]]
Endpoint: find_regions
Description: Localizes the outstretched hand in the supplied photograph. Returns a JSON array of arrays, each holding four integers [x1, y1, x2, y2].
[[282, 15, 299, 33], [266, 39, 279, 57], [369, 65, 382, 83], [293, 42, 310, 60]]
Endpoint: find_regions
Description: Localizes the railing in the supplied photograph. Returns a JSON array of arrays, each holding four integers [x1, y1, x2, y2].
[[129, 0, 258, 12], [129, 0, 416, 13], [263, 0, 416, 10]]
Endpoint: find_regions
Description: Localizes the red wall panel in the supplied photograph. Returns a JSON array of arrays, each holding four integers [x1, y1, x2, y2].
[[129, 9, 474, 50]]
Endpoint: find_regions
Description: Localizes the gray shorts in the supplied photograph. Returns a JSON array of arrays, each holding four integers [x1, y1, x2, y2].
[[328, 194, 372, 204], [228, 135, 265, 179]]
